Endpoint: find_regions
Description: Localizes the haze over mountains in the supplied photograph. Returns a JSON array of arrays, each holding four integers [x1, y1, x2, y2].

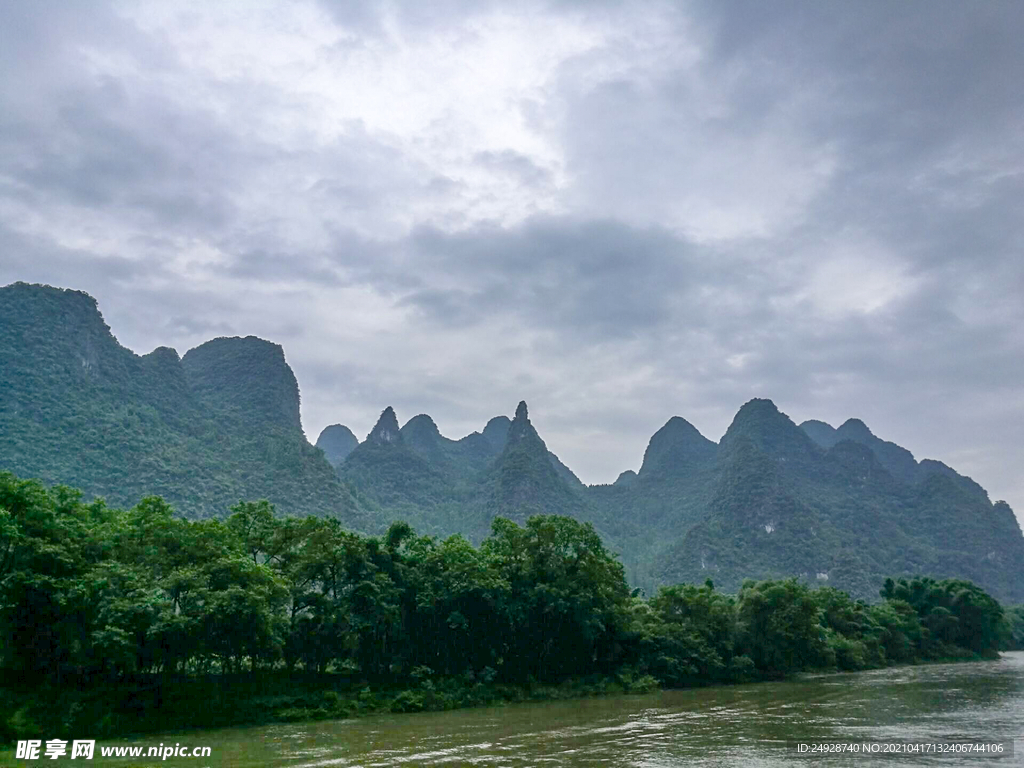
[[3, 283, 1023, 602]]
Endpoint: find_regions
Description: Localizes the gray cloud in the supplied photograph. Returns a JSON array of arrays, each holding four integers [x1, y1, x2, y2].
[[473, 150, 553, 188], [1, 0, 1022, 525], [399, 218, 704, 335], [0, 221, 148, 286]]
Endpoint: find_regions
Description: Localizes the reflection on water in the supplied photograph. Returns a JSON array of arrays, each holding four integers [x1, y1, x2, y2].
[[10, 652, 1024, 767]]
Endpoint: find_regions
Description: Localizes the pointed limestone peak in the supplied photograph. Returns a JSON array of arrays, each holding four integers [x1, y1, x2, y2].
[[722, 399, 771, 446], [401, 413, 443, 451], [482, 416, 512, 451], [829, 418, 918, 485], [367, 406, 403, 446], [733, 397, 782, 421], [724, 398, 789, 435], [143, 345, 182, 365], [614, 469, 638, 487], [836, 418, 874, 441], [316, 424, 359, 467], [639, 416, 717, 479], [486, 401, 586, 522], [402, 413, 440, 434], [721, 398, 817, 460], [800, 419, 839, 448], [655, 416, 707, 442], [504, 400, 545, 450]]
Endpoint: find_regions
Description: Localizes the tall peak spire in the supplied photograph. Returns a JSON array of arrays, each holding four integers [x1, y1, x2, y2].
[[639, 416, 716, 479], [505, 401, 542, 449], [368, 406, 402, 445]]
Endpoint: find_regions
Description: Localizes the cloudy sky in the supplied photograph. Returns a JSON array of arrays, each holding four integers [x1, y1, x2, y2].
[[2, 1, 1022, 523]]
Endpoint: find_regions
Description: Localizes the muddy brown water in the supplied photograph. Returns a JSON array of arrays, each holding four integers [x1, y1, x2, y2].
[[5, 652, 1022, 766]]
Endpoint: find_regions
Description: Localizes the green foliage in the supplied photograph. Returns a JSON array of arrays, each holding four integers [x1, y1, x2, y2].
[[5, 284, 1022, 613], [880, 576, 1005, 658], [629, 582, 738, 686], [866, 598, 923, 664], [481, 515, 631, 682], [646, 404, 1024, 605], [0, 470, 1013, 743], [0, 283, 365, 525], [813, 587, 884, 668], [1001, 606, 1024, 650], [736, 579, 831, 676]]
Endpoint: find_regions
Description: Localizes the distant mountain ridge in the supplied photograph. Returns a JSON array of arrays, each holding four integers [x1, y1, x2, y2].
[[643, 402, 1024, 601], [319, 395, 1024, 602], [3, 282, 1022, 603], [324, 400, 592, 541]]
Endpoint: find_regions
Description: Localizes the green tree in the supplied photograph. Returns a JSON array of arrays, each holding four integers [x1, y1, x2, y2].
[[482, 515, 631, 682], [736, 578, 829, 675], [812, 587, 883, 670], [881, 576, 1004, 657], [633, 582, 738, 685]]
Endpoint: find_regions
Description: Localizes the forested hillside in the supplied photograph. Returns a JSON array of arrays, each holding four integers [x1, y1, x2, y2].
[[646, 400, 1024, 602], [324, 396, 1024, 603], [0, 470, 1011, 740], [0, 283, 365, 525], [3, 282, 1023, 603]]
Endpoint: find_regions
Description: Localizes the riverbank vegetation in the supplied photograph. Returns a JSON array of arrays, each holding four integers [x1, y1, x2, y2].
[[0, 472, 1012, 742], [1005, 605, 1024, 650]]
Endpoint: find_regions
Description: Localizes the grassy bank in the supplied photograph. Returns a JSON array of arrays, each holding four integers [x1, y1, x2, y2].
[[0, 669, 660, 744], [2, 649, 1004, 746]]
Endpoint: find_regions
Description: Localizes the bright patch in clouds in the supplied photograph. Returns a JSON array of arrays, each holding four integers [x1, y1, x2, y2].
[[122, 0, 602, 233], [805, 246, 917, 318]]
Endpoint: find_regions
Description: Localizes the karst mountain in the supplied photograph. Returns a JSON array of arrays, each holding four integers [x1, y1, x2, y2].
[[3, 282, 1022, 602]]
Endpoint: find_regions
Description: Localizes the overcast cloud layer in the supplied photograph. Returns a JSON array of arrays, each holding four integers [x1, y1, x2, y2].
[[2, 1, 1022, 524]]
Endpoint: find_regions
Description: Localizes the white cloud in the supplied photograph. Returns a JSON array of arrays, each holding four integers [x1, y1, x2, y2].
[[800, 243, 919, 318]]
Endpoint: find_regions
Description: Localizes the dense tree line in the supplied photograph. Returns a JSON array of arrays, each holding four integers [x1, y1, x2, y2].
[[0, 472, 1012, 740]]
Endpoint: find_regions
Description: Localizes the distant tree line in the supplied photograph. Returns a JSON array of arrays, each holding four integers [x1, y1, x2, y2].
[[0, 471, 1014, 740]]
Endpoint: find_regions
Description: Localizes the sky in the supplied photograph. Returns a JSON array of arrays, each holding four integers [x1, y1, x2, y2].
[[1, 1, 1022, 524]]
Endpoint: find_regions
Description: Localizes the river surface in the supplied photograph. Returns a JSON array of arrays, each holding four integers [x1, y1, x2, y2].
[[7, 652, 1023, 767]]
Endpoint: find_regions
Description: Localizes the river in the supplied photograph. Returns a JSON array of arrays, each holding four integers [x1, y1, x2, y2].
[[7, 652, 1022, 766]]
